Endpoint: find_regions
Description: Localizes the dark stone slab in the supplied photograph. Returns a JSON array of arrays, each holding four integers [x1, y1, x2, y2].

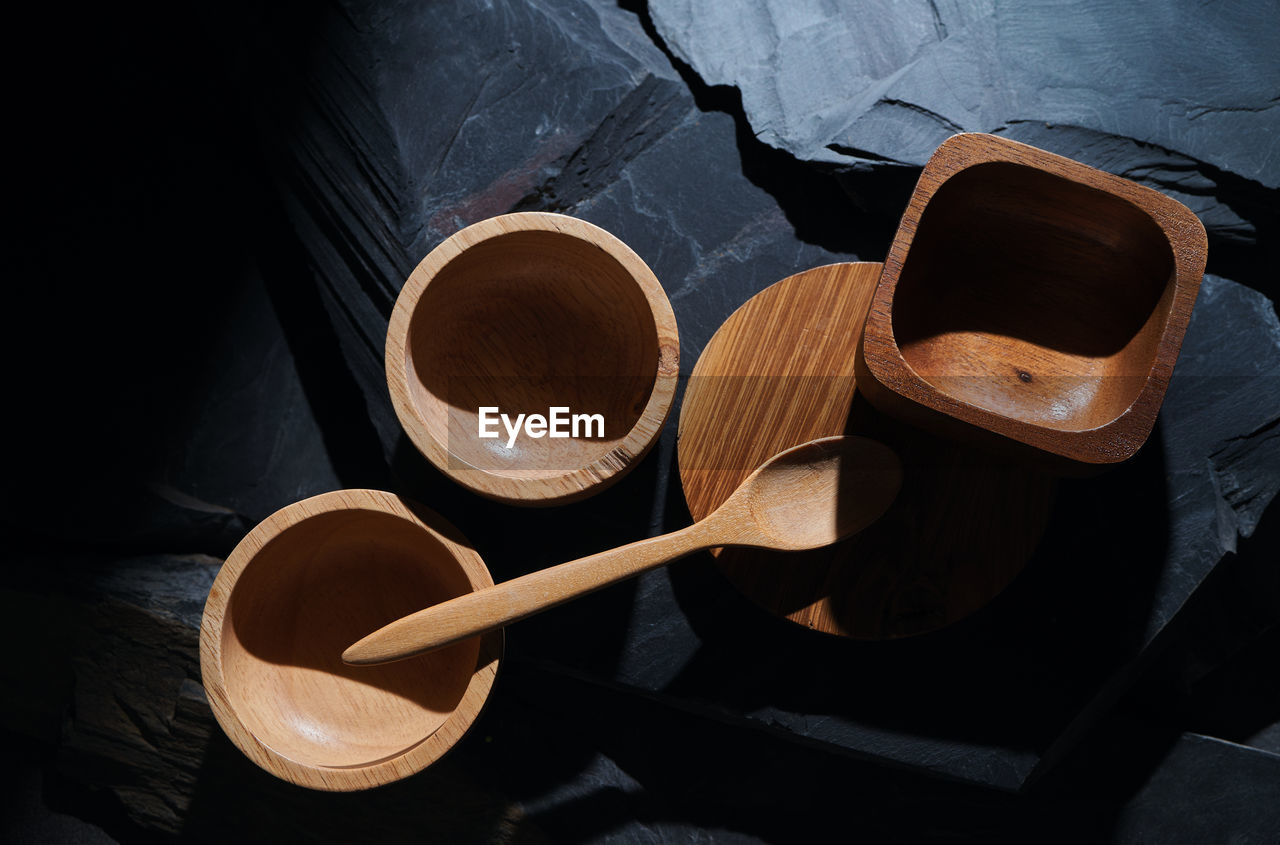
[[1182, 624, 1280, 758], [251, 0, 1280, 792], [648, 0, 1280, 188], [1127, 493, 1280, 760], [495, 665, 1280, 843], [9, 554, 1278, 843], [2, 742, 115, 845], [1114, 733, 1280, 842], [647, 0, 1280, 301], [15, 0, 1278, 839]]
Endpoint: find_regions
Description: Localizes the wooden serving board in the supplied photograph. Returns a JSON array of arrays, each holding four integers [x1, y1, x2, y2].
[[678, 262, 1056, 638]]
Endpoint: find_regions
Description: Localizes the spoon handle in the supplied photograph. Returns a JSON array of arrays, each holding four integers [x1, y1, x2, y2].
[[344, 522, 711, 665]]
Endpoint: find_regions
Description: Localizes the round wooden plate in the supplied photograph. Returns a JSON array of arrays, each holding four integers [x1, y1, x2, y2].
[[677, 263, 1056, 639]]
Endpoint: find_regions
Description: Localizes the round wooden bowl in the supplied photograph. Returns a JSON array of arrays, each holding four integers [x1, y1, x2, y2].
[[199, 490, 501, 791], [388, 212, 679, 506], [679, 263, 1053, 639]]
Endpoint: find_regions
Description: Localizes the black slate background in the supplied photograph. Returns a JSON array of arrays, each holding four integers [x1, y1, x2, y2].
[[4, 1, 1280, 842]]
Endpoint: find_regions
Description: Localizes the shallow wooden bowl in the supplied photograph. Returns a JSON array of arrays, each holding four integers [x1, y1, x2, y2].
[[199, 490, 501, 791], [388, 212, 679, 505], [679, 263, 1053, 639], [857, 133, 1207, 468]]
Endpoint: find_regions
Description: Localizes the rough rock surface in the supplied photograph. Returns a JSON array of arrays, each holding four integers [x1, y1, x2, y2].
[[648, 0, 1280, 186], [1113, 733, 1280, 842], [647, 0, 1280, 287], [7, 557, 1280, 842]]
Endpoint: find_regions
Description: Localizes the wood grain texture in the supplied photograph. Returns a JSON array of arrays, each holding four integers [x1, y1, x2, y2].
[[199, 490, 501, 791], [387, 212, 680, 505], [678, 262, 1056, 638], [857, 132, 1207, 468], [345, 436, 901, 664]]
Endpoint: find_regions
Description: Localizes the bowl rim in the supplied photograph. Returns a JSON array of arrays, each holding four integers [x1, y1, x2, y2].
[[858, 132, 1208, 465], [386, 211, 680, 505], [199, 489, 502, 791]]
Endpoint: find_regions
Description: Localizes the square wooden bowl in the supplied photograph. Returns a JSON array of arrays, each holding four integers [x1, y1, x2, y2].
[[856, 133, 1207, 469]]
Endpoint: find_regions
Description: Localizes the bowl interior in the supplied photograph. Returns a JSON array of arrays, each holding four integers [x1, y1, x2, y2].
[[892, 162, 1175, 432], [407, 229, 659, 476], [221, 508, 483, 770]]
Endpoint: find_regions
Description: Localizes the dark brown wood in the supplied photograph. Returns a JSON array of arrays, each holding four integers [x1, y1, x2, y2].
[[857, 133, 1207, 468], [678, 263, 1055, 638]]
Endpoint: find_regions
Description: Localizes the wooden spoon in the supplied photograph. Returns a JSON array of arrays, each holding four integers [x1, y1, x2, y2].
[[343, 436, 902, 666]]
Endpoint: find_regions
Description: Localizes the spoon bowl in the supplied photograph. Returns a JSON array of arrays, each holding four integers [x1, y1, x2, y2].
[[732, 434, 901, 550]]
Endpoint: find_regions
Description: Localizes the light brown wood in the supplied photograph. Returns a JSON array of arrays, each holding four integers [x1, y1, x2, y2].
[[343, 436, 901, 665], [857, 132, 1207, 468], [199, 490, 501, 791], [387, 212, 679, 505], [678, 262, 1057, 638]]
